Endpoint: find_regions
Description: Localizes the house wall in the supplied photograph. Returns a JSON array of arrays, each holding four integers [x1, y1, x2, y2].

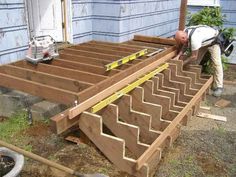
[[0, 0, 181, 64], [0, 0, 29, 65], [72, 0, 181, 43]]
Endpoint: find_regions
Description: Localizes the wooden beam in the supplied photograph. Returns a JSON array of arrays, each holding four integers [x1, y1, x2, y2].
[[61, 48, 122, 61], [179, 0, 188, 30], [134, 35, 176, 46], [83, 42, 140, 53], [12, 60, 107, 84], [0, 73, 78, 104], [51, 59, 120, 76], [71, 45, 132, 56], [69, 49, 176, 119], [136, 76, 213, 170], [0, 65, 91, 92], [197, 112, 227, 122], [51, 47, 177, 134]]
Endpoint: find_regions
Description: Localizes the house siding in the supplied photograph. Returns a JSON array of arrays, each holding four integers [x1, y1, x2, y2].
[[72, 0, 181, 43], [0, 0, 181, 64], [0, 0, 29, 64]]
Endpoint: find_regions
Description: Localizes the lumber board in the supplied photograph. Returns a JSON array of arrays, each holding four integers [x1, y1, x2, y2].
[[69, 48, 176, 118], [0, 65, 90, 92], [130, 87, 170, 131], [142, 81, 179, 121], [71, 45, 132, 56], [12, 60, 106, 84], [152, 77, 186, 108], [125, 40, 168, 50], [134, 35, 176, 46], [197, 112, 227, 122], [0, 73, 78, 104], [78, 112, 149, 177], [115, 95, 160, 145], [157, 73, 192, 102], [99, 104, 149, 158], [62, 48, 122, 61], [136, 76, 213, 170], [83, 42, 140, 53], [52, 59, 120, 76]]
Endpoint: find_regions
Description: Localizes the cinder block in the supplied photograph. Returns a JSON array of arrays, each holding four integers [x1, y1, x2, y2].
[[31, 101, 67, 121], [0, 90, 42, 117]]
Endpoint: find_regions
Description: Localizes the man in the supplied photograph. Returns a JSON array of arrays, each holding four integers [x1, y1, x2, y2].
[[175, 25, 223, 97]]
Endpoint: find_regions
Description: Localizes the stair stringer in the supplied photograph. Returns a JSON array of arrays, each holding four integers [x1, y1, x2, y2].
[[129, 87, 170, 132], [156, 73, 192, 103], [163, 68, 197, 96], [98, 104, 149, 158], [152, 76, 187, 108], [168, 60, 203, 87], [168, 63, 201, 90], [115, 95, 161, 145], [141, 80, 180, 121], [152, 76, 186, 108], [79, 112, 149, 177]]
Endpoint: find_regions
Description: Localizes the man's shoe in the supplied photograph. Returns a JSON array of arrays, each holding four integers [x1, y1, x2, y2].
[[212, 87, 223, 97]]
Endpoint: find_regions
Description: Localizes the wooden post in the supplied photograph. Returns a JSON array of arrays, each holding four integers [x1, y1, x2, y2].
[[179, 0, 188, 30]]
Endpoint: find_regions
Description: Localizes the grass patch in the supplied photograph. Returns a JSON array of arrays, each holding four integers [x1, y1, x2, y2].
[[0, 110, 31, 150]]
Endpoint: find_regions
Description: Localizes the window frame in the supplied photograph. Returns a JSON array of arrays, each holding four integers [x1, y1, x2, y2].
[[187, 0, 220, 7]]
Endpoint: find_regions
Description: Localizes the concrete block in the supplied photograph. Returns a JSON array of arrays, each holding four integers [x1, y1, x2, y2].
[[0, 90, 42, 117], [31, 101, 67, 121]]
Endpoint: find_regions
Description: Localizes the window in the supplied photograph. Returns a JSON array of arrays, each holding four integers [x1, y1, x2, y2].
[[188, 0, 220, 7]]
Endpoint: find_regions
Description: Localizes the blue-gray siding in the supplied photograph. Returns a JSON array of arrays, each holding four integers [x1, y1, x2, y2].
[[1, 0, 181, 64], [0, 0, 29, 64], [72, 0, 181, 43]]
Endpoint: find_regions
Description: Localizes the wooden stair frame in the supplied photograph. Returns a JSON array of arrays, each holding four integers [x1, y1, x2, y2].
[[78, 59, 212, 177]]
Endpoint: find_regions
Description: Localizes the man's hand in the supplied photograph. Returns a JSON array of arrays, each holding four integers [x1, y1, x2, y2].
[[183, 50, 199, 65]]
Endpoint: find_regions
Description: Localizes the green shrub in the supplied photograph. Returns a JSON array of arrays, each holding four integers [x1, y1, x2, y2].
[[187, 7, 235, 74]]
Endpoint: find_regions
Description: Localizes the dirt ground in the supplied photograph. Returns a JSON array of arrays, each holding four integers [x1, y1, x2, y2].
[[1, 66, 236, 177]]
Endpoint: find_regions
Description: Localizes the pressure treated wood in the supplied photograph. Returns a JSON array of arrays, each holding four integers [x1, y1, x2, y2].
[[0, 36, 214, 177]]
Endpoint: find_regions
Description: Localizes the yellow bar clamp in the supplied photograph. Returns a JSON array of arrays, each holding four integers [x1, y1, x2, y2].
[[105, 49, 148, 71], [91, 63, 169, 113]]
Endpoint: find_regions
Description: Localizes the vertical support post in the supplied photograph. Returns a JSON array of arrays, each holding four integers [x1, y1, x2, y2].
[[179, 0, 188, 30]]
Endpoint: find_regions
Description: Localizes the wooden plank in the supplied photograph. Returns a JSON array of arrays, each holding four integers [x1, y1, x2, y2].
[[0, 73, 78, 104], [115, 95, 161, 145], [69, 48, 177, 118], [99, 104, 149, 158], [82, 42, 140, 53], [136, 76, 213, 170], [89, 41, 146, 51], [130, 87, 170, 131], [52, 59, 120, 76], [0, 65, 91, 92], [142, 81, 179, 121], [61, 48, 122, 61], [125, 40, 168, 49], [78, 112, 149, 177], [59, 52, 112, 66], [197, 112, 227, 122], [12, 60, 107, 84], [152, 76, 186, 108], [71, 45, 132, 56], [134, 35, 177, 46], [51, 47, 177, 133], [214, 99, 231, 108]]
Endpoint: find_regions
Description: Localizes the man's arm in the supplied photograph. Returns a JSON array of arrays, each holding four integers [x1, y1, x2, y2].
[[183, 50, 199, 65]]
